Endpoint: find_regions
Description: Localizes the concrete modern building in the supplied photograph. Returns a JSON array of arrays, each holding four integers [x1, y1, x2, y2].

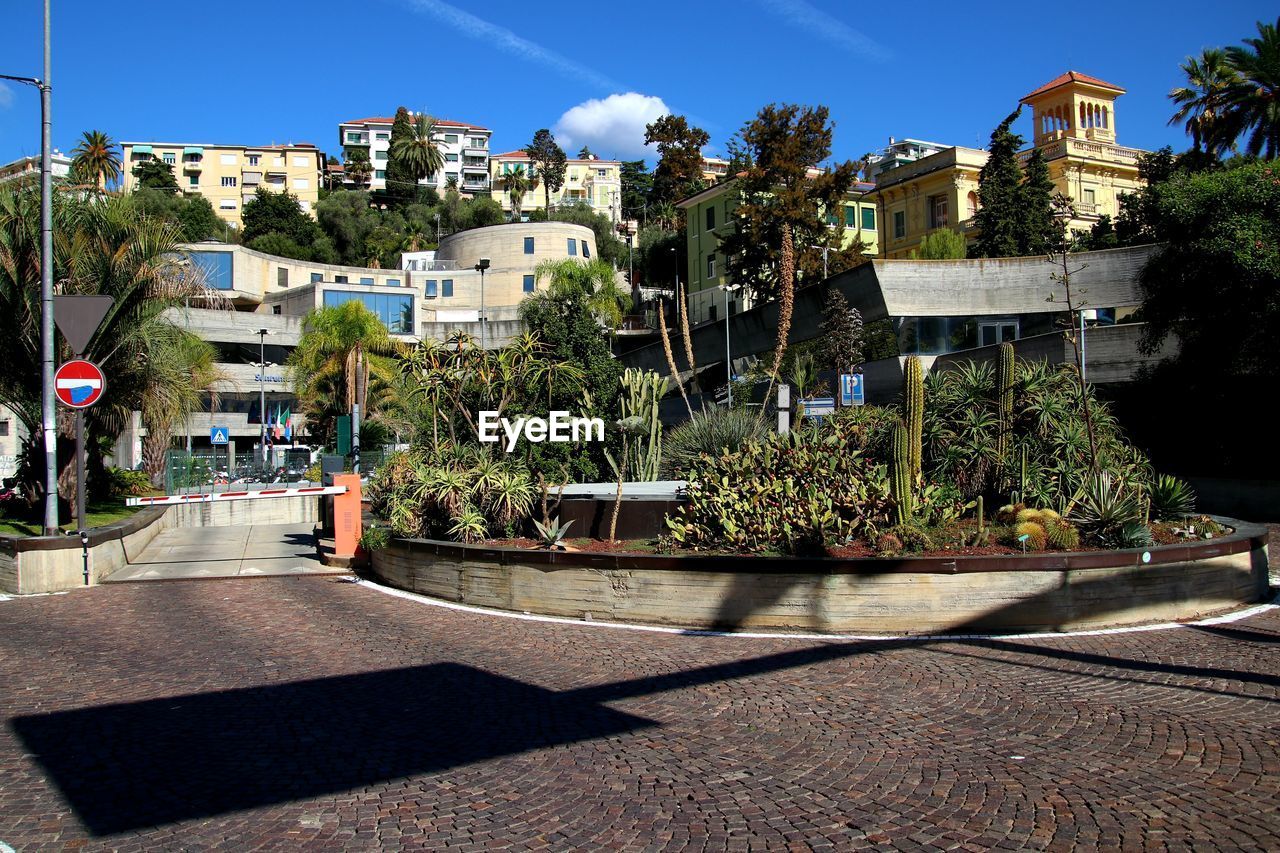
[[865, 138, 951, 181], [869, 71, 1148, 258], [120, 141, 325, 229], [676, 178, 880, 325], [0, 152, 73, 187], [338, 116, 491, 196], [489, 152, 622, 223], [618, 244, 1164, 405]]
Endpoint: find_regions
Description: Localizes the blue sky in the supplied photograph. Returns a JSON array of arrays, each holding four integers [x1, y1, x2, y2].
[[1, 1, 1275, 168]]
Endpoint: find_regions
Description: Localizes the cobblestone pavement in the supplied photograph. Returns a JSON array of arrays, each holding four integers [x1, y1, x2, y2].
[[1, 571, 1277, 851]]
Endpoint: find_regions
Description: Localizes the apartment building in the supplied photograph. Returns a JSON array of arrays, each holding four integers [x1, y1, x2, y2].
[[338, 116, 491, 196], [676, 178, 880, 325], [865, 139, 951, 181], [869, 72, 1148, 258], [0, 152, 73, 187], [489, 152, 622, 223], [119, 142, 324, 229]]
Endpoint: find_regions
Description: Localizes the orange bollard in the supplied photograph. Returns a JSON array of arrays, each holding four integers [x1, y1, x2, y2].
[[332, 473, 363, 560]]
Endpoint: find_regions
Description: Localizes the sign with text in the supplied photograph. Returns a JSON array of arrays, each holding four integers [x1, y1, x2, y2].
[[803, 397, 836, 417]]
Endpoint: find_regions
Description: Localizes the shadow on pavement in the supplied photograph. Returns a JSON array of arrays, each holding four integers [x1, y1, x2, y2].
[[10, 663, 655, 836]]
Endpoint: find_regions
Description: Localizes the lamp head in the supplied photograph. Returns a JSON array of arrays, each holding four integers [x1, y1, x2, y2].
[[475, 257, 491, 272]]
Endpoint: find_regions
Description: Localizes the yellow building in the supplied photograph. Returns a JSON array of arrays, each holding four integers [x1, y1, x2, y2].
[[870, 71, 1147, 258], [120, 141, 325, 229], [490, 152, 622, 222]]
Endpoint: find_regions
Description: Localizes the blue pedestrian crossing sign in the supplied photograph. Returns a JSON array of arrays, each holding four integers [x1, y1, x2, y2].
[[840, 373, 865, 407], [210, 427, 229, 445]]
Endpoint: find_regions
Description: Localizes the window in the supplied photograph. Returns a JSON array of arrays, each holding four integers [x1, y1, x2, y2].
[[322, 290, 414, 334], [272, 304, 282, 315], [1082, 188, 1096, 205], [893, 210, 906, 239], [375, 133, 389, 141], [346, 132, 362, 143], [706, 254, 716, 279], [189, 175, 199, 187], [442, 279, 453, 297], [523, 274, 535, 293], [292, 178, 308, 189], [0, 420, 9, 437], [221, 176, 238, 187], [355, 276, 371, 285], [844, 206, 857, 227], [567, 238, 577, 256], [220, 154, 236, 166], [276, 268, 288, 288], [219, 199, 236, 210], [248, 155, 259, 166], [163, 152, 176, 164], [190, 251, 234, 290], [444, 134, 459, 144], [523, 237, 534, 254], [928, 195, 949, 229], [425, 279, 438, 297], [861, 206, 876, 231], [979, 321, 1019, 347], [387, 278, 401, 287], [966, 191, 979, 220], [334, 275, 348, 284], [445, 153, 459, 162], [293, 156, 311, 168], [468, 137, 486, 148], [706, 206, 716, 231], [581, 241, 590, 259], [374, 151, 388, 161], [310, 272, 322, 283]]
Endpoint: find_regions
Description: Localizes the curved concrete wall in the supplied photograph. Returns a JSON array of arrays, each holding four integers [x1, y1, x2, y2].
[[371, 521, 1269, 634]]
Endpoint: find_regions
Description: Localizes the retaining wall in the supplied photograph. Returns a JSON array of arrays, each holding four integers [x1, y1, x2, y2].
[[371, 520, 1270, 635]]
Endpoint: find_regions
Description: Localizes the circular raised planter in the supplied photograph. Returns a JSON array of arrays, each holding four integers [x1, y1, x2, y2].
[[369, 518, 1271, 635]]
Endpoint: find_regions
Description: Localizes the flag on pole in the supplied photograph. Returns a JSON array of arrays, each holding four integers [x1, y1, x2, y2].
[[284, 407, 293, 442], [273, 404, 284, 440]]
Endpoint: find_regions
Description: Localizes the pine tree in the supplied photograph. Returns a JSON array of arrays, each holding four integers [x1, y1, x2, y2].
[[384, 107, 417, 206], [1018, 147, 1057, 255], [973, 108, 1025, 258], [526, 129, 567, 212]]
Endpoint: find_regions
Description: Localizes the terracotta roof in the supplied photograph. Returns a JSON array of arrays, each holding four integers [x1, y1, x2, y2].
[[1021, 71, 1125, 102], [341, 116, 490, 131]]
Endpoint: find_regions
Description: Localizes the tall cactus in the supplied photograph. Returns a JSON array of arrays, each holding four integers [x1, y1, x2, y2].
[[996, 342, 1015, 458], [619, 368, 669, 482], [891, 418, 913, 525], [903, 355, 924, 487]]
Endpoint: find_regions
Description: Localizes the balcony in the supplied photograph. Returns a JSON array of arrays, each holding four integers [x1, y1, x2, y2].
[[462, 180, 490, 193], [183, 160, 203, 172], [242, 171, 262, 185], [344, 135, 369, 146], [463, 145, 488, 157], [461, 161, 488, 174]]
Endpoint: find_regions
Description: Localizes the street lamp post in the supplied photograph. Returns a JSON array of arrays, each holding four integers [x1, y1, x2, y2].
[[258, 329, 269, 468], [474, 257, 490, 349], [3, 25, 56, 533], [809, 244, 832, 280]]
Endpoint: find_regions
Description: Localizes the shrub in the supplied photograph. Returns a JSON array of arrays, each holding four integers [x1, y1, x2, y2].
[[358, 525, 390, 553], [107, 467, 152, 498], [1149, 474, 1196, 519], [662, 407, 769, 478]]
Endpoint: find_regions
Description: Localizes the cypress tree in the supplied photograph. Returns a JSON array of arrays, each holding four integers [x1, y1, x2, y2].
[[384, 107, 417, 206], [973, 108, 1025, 258], [1018, 147, 1058, 254]]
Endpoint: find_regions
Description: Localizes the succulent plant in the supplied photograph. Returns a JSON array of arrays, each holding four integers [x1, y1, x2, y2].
[[1149, 474, 1196, 520], [532, 515, 574, 550]]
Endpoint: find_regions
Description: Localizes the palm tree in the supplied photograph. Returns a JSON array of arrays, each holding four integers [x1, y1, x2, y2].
[[1168, 49, 1239, 152], [390, 112, 445, 184], [70, 130, 121, 192], [140, 330, 224, 486], [504, 165, 531, 221], [533, 258, 631, 331], [289, 300, 406, 449], [0, 187, 219, 515], [1221, 17, 1280, 157], [344, 148, 373, 188]]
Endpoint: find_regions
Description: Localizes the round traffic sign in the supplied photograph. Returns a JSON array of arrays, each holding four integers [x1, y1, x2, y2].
[[54, 359, 106, 409]]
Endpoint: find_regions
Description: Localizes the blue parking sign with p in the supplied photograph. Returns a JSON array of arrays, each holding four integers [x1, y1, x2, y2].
[[210, 427, 229, 445], [840, 374, 864, 407]]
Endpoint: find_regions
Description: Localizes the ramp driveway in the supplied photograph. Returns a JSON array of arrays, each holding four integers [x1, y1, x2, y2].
[[106, 522, 344, 581]]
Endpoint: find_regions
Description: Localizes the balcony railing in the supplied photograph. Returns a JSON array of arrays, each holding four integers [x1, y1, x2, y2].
[[404, 259, 460, 272], [242, 171, 262, 184], [463, 146, 488, 157], [183, 160, 202, 171]]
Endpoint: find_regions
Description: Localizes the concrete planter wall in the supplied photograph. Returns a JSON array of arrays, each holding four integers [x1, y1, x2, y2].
[[370, 520, 1270, 635], [0, 495, 320, 595]]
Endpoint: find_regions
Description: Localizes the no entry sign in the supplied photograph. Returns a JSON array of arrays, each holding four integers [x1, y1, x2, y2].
[[54, 359, 106, 409]]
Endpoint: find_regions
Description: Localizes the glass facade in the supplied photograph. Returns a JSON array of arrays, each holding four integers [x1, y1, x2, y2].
[[191, 251, 234, 290], [322, 290, 414, 334]]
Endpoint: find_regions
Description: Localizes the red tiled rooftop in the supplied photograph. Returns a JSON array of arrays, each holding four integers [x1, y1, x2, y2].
[[1021, 71, 1125, 101], [341, 116, 490, 131]]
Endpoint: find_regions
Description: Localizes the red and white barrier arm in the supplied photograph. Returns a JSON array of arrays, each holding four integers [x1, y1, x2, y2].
[[126, 485, 348, 507]]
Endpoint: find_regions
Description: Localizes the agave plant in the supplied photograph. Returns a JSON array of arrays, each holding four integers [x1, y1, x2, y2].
[[662, 407, 769, 478], [448, 504, 488, 544], [1149, 474, 1196, 520], [1117, 520, 1155, 549], [484, 468, 536, 527], [1069, 472, 1143, 534], [532, 516, 574, 550]]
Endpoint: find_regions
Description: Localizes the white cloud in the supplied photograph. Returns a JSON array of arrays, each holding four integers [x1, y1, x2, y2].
[[402, 0, 622, 91], [554, 93, 672, 160], [754, 0, 891, 61]]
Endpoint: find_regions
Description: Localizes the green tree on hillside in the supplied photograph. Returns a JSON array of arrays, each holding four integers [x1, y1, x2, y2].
[[973, 108, 1025, 258], [391, 112, 445, 191], [1017, 147, 1058, 255], [132, 158, 179, 192], [384, 107, 419, 205], [909, 228, 967, 259], [344, 147, 372, 189], [525, 129, 567, 213], [645, 114, 709, 209], [70, 130, 121, 192], [241, 188, 335, 262], [619, 160, 652, 223]]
